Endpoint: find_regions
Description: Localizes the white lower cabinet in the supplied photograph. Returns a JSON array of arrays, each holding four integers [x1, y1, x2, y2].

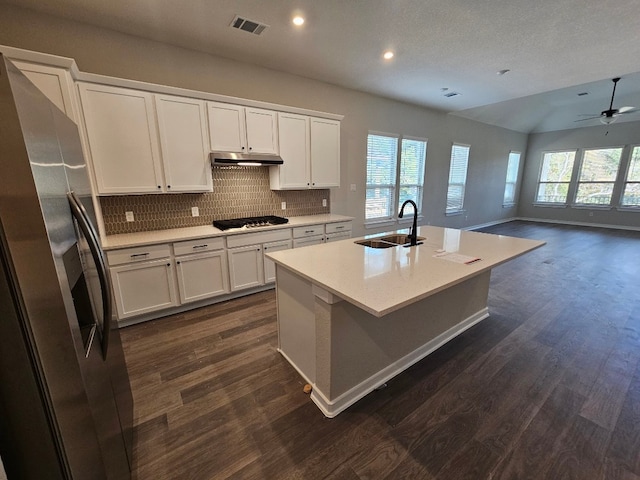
[[110, 257, 178, 320], [175, 251, 229, 303], [228, 245, 264, 291], [263, 240, 293, 283]]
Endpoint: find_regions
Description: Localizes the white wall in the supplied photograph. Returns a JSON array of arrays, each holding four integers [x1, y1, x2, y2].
[[0, 5, 528, 237], [518, 121, 640, 229]]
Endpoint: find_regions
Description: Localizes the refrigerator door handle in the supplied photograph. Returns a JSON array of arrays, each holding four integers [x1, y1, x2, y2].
[[67, 191, 112, 360]]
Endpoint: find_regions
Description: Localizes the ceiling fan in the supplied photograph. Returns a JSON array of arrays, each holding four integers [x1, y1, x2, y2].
[[576, 77, 638, 125]]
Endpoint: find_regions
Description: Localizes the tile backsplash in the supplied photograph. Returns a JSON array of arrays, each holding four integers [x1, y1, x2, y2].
[[100, 166, 330, 235]]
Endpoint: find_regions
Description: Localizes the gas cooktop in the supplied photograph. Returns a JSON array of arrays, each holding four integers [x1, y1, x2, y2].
[[213, 215, 289, 231]]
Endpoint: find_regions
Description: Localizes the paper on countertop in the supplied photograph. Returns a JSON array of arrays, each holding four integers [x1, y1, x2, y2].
[[433, 252, 481, 264]]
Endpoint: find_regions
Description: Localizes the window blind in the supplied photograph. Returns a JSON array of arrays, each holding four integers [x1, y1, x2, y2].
[[446, 144, 470, 213], [398, 138, 427, 215], [365, 134, 398, 220]]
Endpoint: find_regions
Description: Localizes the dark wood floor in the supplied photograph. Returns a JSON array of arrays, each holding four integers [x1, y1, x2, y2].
[[120, 221, 640, 480]]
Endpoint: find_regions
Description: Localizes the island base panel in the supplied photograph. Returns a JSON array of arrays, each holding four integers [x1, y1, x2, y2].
[[276, 267, 492, 417]]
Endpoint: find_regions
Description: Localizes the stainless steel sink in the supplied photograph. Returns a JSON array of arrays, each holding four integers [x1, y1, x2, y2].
[[355, 234, 426, 248], [378, 234, 425, 245], [354, 239, 396, 249]]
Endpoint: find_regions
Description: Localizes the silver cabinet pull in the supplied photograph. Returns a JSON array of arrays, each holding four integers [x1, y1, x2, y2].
[[192, 244, 208, 249], [336, 226, 344, 229], [130, 252, 150, 258]]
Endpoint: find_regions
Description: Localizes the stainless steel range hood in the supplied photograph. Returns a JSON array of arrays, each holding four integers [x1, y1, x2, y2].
[[210, 152, 283, 166]]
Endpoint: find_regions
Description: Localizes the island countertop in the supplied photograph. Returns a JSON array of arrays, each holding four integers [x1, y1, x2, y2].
[[266, 225, 545, 317]]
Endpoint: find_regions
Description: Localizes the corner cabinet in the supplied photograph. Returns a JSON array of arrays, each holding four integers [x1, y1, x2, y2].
[[79, 84, 213, 195], [207, 102, 278, 154], [270, 115, 340, 189], [11, 60, 79, 122]]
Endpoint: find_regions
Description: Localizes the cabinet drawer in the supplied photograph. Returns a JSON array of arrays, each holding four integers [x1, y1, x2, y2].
[[325, 221, 352, 234], [107, 244, 171, 266], [226, 228, 291, 248], [325, 231, 351, 243], [293, 224, 324, 238], [293, 235, 324, 248], [173, 236, 224, 256]]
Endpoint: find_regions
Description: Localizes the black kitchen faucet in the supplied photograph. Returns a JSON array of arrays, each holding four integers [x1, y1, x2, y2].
[[398, 199, 421, 247]]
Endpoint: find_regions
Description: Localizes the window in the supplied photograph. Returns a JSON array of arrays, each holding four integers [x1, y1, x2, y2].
[[622, 146, 640, 207], [446, 144, 470, 213], [535, 151, 576, 204], [398, 138, 427, 215], [366, 134, 398, 221], [503, 151, 521, 206], [365, 133, 427, 221], [575, 147, 623, 205]]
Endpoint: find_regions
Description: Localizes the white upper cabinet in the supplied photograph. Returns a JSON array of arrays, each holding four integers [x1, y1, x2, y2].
[[270, 115, 340, 190], [79, 84, 213, 195], [79, 83, 164, 195], [310, 117, 340, 188], [270, 112, 310, 189], [155, 95, 212, 193], [12, 60, 79, 122], [208, 102, 278, 154]]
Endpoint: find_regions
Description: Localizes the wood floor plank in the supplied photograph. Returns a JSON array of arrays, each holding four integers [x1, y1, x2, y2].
[[118, 221, 640, 479]]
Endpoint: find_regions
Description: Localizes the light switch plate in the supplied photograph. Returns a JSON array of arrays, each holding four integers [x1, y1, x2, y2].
[[191, 206, 199, 217], [125, 211, 134, 222], [322, 199, 327, 207], [350, 184, 356, 192]]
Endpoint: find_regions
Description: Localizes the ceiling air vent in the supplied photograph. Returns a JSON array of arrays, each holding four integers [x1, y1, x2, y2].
[[230, 15, 269, 35], [444, 92, 461, 98]]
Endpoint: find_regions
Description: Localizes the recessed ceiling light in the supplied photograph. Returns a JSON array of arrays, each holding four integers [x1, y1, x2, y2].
[[497, 69, 511, 76], [383, 50, 394, 60], [292, 16, 305, 26]]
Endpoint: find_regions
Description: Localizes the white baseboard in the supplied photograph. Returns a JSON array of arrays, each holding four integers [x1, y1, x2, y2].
[[465, 217, 518, 231], [516, 216, 640, 232], [307, 307, 490, 418]]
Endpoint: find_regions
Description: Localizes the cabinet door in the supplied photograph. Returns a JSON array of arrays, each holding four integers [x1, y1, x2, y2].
[[175, 251, 229, 303], [310, 118, 340, 188], [207, 102, 246, 152], [110, 259, 178, 319], [270, 113, 309, 189], [155, 95, 212, 192], [245, 107, 278, 154], [227, 245, 264, 291], [263, 240, 292, 283], [12, 60, 78, 121], [79, 83, 164, 194]]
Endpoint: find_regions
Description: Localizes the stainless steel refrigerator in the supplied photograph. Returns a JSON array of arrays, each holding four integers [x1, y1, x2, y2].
[[0, 56, 133, 479]]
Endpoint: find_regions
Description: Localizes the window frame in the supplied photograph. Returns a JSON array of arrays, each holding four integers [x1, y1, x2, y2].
[[619, 144, 640, 209], [503, 150, 521, 207], [446, 143, 470, 215], [365, 132, 427, 225], [573, 146, 624, 208], [534, 149, 577, 206]]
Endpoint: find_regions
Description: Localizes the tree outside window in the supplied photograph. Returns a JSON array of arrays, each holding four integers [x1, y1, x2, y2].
[[536, 151, 576, 204]]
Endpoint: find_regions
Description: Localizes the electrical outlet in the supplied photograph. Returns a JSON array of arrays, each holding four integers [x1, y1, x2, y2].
[[281, 201, 286, 210], [125, 211, 134, 222], [350, 184, 356, 192], [589, 211, 594, 217], [191, 206, 199, 217], [322, 199, 327, 207]]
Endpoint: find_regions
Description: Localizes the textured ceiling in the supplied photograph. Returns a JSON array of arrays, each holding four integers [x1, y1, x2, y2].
[[6, 0, 640, 133]]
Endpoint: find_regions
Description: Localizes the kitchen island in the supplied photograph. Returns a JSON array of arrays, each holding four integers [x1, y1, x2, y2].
[[266, 225, 545, 417]]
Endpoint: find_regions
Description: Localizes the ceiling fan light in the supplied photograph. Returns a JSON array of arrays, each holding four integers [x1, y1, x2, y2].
[[600, 115, 618, 125]]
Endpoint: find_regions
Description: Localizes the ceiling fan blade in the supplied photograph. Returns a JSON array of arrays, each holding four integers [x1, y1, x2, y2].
[[574, 116, 602, 122], [618, 106, 637, 113]]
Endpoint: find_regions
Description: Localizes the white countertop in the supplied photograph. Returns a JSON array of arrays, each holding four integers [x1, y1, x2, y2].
[[266, 225, 545, 317], [101, 214, 353, 250]]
